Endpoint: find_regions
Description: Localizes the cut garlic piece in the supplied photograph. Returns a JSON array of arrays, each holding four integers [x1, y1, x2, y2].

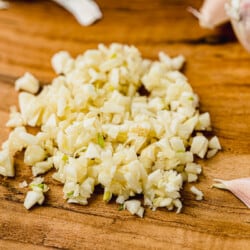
[[24, 145, 47, 166], [15, 72, 40, 94], [190, 186, 204, 200], [52, 0, 102, 26], [208, 136, 221, 150], [226, 0, 250, 52], [190, 135, 208, 158], [124, 200, 144, 217]]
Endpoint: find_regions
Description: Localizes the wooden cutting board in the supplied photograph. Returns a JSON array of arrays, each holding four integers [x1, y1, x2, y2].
[[0, 1, 250, 249]]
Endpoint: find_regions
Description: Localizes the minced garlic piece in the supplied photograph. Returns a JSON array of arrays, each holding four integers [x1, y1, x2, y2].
[[15, 72, 40, 94], [190, 186, 204, 200]]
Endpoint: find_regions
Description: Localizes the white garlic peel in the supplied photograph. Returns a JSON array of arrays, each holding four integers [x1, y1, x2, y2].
[[188, 0, 229, 29], [0, 44, 221, 216]]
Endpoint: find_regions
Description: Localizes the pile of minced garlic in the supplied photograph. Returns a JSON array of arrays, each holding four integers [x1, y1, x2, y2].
[[0, 44, 221, 217]]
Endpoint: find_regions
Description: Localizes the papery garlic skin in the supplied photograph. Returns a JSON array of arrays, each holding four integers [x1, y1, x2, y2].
[[226, 0, 250, 52], [188, 0, 229, 29], [213, 178, 250, 208]]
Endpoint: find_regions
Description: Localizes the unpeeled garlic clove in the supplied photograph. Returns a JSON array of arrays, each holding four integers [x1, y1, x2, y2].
[[0, 0, 9, 10], [226, 0, 250, 52], [213, 178, 250, 208], [188, 0, 229, 29]]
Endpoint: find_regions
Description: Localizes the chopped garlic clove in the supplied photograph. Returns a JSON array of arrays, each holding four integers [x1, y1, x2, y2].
[[195, 112, 211, 130], [173, 199, 182, 213], [169, 137, 185, 152], [24, 145, 47, 166], [51, 51, 74, 74], [24, 177, 50, 209], [85, 142, 101, 159], [158, 52, 185, 70], [187, 173, 198, 183], [6, 106, 24, 128], [185, 162, 202, 174], [24, 190, 45, 209], [190, 186, 204, 200], [206, 148, 218, 159], [15, 72, 40, 94], [0, 149, 14, 177], [190, 135, 208, 158], [208, 136, 221, 150], [18, 92, 42, 126], [213, 178, 250, 208], [124, 200, 144, 217], [136, 207, 144, 218], [32, 157, 54, 176]]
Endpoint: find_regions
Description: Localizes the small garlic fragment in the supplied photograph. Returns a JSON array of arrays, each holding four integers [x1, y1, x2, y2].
[[187, 173, 198, 182], [0, 149, 14, 177], [24, 178, 49, 210], [15, 72, 40, 94], [208, 136, 221, 150], [32, 157, 54, 177], [190, 186, 204, 200], [190, 135, 208, 158], [24, 190, 45, 210], [24, 145, 47, 166], [124, 200, 144, 217], [51, 51, 74, 74], [206, 148, 218, 158], [213, 178, 250, 208]]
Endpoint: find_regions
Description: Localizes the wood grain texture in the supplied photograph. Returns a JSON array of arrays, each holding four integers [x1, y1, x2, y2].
[[0, 1, 250, 249]]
